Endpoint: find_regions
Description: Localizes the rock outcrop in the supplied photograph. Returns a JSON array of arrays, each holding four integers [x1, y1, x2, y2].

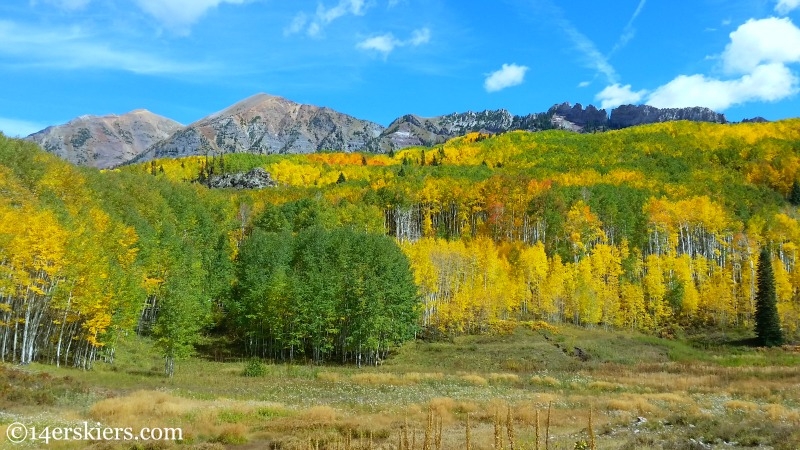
[[609, 105, 726, 129], [207, 167, 276, 189], [742, 117, 769, 123], [379, 109, 546, 150], [26, 110, 182, 168], [548, 102, 609, 131]]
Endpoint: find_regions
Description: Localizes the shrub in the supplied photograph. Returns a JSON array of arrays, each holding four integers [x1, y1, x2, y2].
[[241, 359, 267, 377]]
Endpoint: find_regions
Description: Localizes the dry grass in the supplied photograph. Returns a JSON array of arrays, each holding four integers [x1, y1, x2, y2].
[[530, 375, 561, 387], [459, 374, 489, 386], [488, 373, 520, 385], [8, 325, 800, 449]]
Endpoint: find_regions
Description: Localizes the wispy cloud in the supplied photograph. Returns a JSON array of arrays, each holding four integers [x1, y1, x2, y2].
[[31, 0, 247, 34], [356, 27, 430, 58], [287, 0, 369, 37], [0, 117, 47, 138], [0, 20, 211, 74], [610, 0, 647, 55], [776, 0, 800, 15], [484, 63, 529, 92], [132, 0, 246, 35], [558, 20, 619, 84]]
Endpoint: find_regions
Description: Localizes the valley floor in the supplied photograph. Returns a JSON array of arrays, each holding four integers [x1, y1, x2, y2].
[[2, 326, 799, 449]]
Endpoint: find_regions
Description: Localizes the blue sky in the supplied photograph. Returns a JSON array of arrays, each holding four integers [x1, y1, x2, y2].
[[1, 0, 800, 137]]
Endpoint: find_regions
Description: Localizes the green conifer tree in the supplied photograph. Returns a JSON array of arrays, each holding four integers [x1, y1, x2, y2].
[[789, 180, 800, 206], [755, 247, 783, 347]]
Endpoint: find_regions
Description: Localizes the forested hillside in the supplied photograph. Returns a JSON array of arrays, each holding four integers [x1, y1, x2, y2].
[[2, 119, 800, 373]]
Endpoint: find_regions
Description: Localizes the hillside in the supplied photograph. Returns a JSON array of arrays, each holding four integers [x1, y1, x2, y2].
[[1, 118, 799, 375]]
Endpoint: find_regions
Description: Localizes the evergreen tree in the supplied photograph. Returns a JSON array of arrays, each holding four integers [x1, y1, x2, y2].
[[789, 180, 800, 206], [337, 172, 347, 184], [755, 247, 783, 347]]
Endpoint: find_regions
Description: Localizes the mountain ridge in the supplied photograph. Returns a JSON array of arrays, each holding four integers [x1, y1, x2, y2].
[[26, 109, 182, 168], [26, 94, 731, 168]]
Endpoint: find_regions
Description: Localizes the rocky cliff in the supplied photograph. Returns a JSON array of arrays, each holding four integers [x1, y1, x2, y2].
[[136, 94, 385, 163], [548, 102, 609, 131], [609, 105, 726, 129], [207, 167, 276, 189], [26, 110, 182, 168]]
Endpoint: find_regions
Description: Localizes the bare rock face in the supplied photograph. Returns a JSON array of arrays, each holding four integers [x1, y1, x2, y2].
[[26, 110, 182, 168], [609, 105, 726, 129], [378, 109, 555, 151], [548, 102, 609, 131], [138, 93, 385, 162], [207, 167, 276, 189]]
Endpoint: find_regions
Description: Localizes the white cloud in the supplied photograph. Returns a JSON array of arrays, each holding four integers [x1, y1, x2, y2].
[[595, 83, 647, 109], [721, 17, 800, 74], [288, 0, 370, 37], [0, 20, 210, 74], [595, 16, 800, 112], [0, 117, 46, 138], [356, 27, 430, 57], [578, 81, 591, 88], [776, 0, 800, 15], [484, 63, 529, 93], [357, 33, 401, 55], [133, 0, 245, 35], [646, 63, 798, 110]]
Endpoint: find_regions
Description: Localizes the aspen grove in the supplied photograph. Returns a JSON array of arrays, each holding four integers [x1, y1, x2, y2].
[[1, 118, 800, 370]]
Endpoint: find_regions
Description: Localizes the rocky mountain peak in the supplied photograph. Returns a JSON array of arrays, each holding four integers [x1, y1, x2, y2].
[[26, 110, 182, 169], [136, 93, 385, 163]]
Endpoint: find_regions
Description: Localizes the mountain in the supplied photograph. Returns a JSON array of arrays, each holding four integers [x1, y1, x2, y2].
[[547, 102, 609, 131], [26, 110, 182, 168], [26, 94, 733, 168], [381, 110, 524, 149], [134, 93, 385, 163], [609, 105, 726, 129]]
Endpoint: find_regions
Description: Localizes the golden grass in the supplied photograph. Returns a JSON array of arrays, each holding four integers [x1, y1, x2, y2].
[[724, 400, 759, 413], [530, 375, 561, 387], [459, 374, 489, 386], [488, 373, 520, 384]]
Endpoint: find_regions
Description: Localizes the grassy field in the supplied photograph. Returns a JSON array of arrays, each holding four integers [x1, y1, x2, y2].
[[2, 325, 799, 449]]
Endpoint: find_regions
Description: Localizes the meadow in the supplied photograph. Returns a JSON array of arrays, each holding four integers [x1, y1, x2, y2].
[[2, 325, 799, 449]]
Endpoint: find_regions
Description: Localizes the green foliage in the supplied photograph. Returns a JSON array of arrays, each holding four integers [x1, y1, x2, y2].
[[241, 358, 267, 377], [755, 248, 784, 347], [231, 226, 418, 363], [789, 180, 800, 206]]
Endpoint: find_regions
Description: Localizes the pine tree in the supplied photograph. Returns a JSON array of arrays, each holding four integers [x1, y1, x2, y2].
[[789, 180, 800, 206], [754, 247, 783, 347]]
